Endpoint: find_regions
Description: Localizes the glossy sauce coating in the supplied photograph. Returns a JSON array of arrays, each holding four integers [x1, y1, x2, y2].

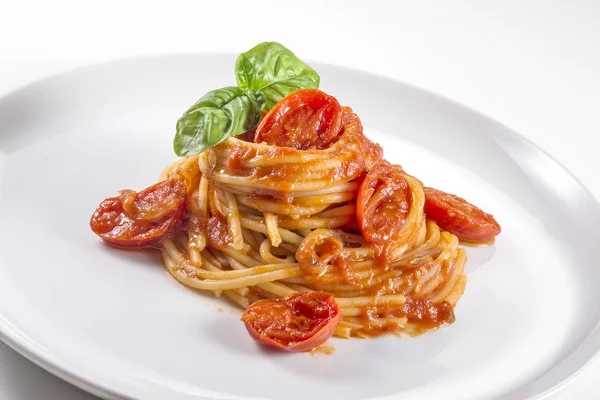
[[206, 212, 231, 250], [358, 298, 455, 337]]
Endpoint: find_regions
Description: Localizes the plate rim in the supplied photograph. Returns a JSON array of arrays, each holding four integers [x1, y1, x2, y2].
[[0, 52, 599, 400]]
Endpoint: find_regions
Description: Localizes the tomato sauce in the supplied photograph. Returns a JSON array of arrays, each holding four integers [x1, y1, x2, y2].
[[355, 297, 455, 337], [247, 188, 294, 206], [226, 145, 256, 176], [296, 231, 350, 281], [187, 214, 207, 238], [340, 265, 456, 337], [401, 298, 455, 326], [206, 212, 231, 249]]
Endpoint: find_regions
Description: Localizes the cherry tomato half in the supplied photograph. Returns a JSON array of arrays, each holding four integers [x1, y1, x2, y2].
[[424, 187, 501, 243], [254, 88, 343, 150], [241, 291, 340, 352], [357, 161, 411, 244], [90, 179, 187, 249]]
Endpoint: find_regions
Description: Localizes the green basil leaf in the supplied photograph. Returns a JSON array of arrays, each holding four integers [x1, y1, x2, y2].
[[174, 87, 265, 156], [235, 42, 320, 110]]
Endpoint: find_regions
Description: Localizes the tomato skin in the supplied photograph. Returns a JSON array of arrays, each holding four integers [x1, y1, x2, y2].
[[241, 292, 340, 352], [357, 161, 411, 244], [90, 179, 187, 249], [254, 88, 343, 150], [424, 187, 501, 243]]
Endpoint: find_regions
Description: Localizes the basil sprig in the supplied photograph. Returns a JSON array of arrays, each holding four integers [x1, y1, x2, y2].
[[236, 42, 320, 110], [174, 42, 320, 157]]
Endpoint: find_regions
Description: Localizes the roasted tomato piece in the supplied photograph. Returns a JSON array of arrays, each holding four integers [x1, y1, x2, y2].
[[241, 291, 340, 352], [424, 187, 501, 242], [254, 88, 342, 150], [357, 161, 411, 244], [90, 179, 187, 249]]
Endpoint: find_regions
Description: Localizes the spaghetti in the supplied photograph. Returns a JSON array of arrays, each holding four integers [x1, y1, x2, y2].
[[90, 88, 499, 351]]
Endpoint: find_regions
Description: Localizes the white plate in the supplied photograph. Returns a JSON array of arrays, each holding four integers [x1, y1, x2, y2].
[[1, 54, 599, 400]]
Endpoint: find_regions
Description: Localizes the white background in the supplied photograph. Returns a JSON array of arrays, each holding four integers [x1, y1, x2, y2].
[[0, 0, 598, 398]]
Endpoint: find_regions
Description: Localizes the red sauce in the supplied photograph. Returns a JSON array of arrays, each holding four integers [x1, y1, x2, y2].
[[187, 214, 207, 238], [247, 188, 294, 206], [206, 212, 231, 249], [372, 242, 394, 271], [226, 145, 256, 176], [355, 297, 455, 337], [339, 264, 456, 337], [296, 231, 346, 278], [401, 298, 455, 326]]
